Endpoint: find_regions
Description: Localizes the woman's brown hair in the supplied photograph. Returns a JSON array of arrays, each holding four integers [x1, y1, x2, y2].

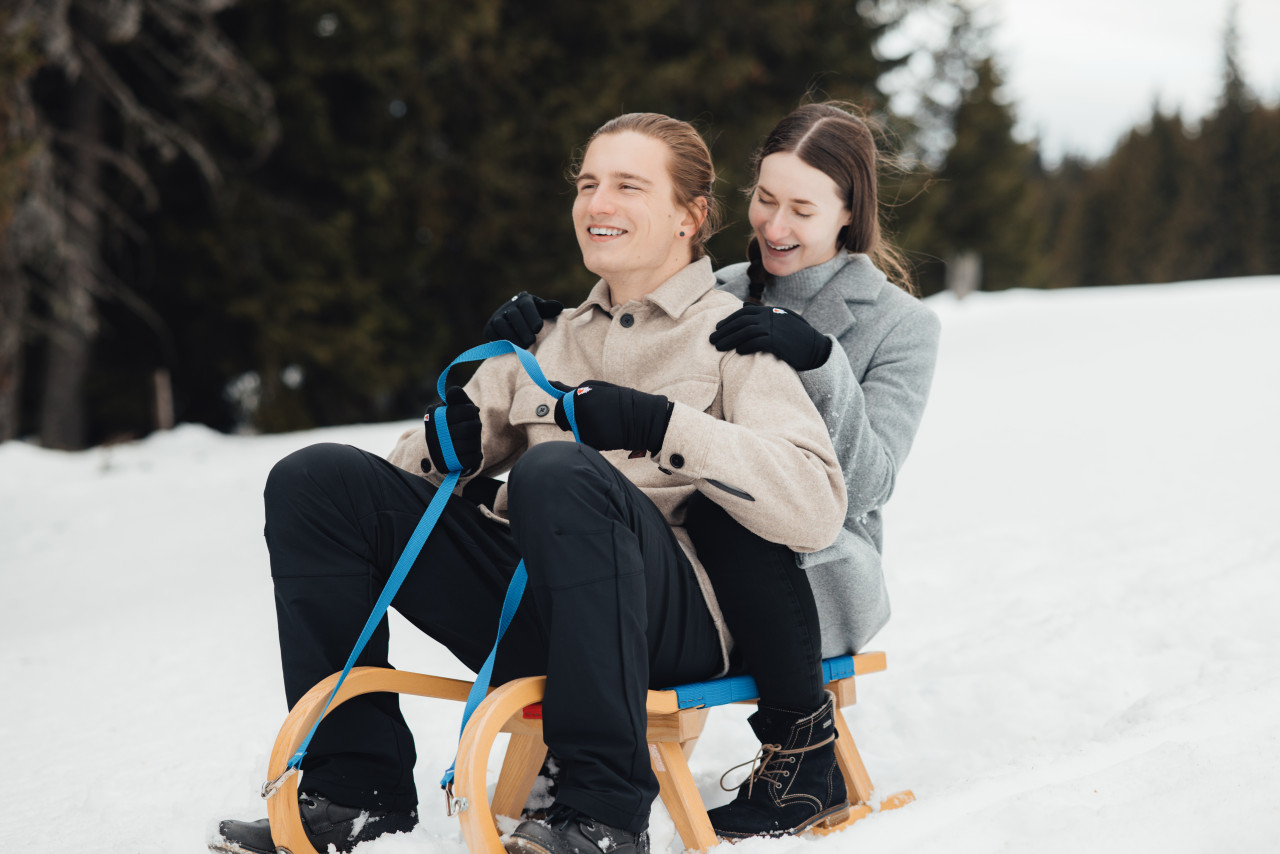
[[578, 113, 722, 262], [744, 102, 915, 301]]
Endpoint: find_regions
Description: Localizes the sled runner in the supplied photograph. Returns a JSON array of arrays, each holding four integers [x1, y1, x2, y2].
[[259, 652, 913, 854]]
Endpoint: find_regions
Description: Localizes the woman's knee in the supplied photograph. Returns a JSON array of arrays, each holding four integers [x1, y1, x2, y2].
[[685, 490, 794, 577], [683, 491, 743, 550]]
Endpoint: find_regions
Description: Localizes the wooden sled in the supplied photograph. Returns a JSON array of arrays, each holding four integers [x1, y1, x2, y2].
[[261, 653, 912, 854]]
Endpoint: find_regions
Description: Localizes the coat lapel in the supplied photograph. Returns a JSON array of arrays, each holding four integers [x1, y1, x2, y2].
[[805, 254, 888, 340]]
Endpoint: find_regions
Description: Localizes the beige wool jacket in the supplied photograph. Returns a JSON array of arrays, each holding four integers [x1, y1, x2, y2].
[[388, 257, 846, 671]]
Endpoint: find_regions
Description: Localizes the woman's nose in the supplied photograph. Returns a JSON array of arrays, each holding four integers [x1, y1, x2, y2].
[[762, 213, 789, 242]]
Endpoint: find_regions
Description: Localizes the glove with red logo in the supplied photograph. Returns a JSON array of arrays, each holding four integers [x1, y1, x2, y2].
[[551, 380, 673, 454], [423, 386, 482, 474], [708, 304, 832, 372]]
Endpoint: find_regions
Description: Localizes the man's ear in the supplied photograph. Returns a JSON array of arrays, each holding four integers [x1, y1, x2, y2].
[[682, 196, 709, 233]]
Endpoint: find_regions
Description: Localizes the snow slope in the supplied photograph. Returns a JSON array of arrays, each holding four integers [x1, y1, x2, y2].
[[3, 277, 1278, 853]]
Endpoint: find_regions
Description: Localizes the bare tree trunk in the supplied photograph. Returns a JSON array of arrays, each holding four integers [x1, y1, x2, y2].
[[39, 79, 99, 450], [153, 367, 173, 431], [0, 248, 26, 442]]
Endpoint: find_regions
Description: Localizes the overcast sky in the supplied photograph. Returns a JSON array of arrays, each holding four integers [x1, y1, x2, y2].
[[880, 0, 1280, 164]]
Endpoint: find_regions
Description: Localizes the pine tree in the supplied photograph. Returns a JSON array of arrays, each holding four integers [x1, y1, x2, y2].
[[1, 0, 275, 447], [887, 3, 1043, 294], [1191, 3, 1268, 279], [162, 0, 919, 432], [4, 0, 933, 440], [0, 12, 43, 442], [1078, 107, 1197, 286], [1033, 3, 1280, 290], [922, 55, 1041, 292]]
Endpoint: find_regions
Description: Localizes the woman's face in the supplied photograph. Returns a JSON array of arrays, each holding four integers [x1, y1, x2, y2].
[[572, 131, 694, 292], [749, 151, 852, 278]]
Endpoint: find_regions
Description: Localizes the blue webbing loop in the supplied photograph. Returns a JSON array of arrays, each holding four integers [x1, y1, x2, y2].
[[285, 341, 577, 782], [438, 341, 581, 444], [284, 468, 460, 771]]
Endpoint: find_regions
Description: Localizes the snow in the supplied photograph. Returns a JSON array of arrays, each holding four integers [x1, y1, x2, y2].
[[3, 276, 1279, 853]]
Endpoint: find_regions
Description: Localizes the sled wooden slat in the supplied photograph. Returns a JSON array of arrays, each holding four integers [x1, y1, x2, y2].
[[263, 668, 475, 854], [262, 653, 910, 854]]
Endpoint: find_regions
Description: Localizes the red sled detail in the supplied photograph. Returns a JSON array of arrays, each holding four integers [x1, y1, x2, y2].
[[522, 703, 543, 719]]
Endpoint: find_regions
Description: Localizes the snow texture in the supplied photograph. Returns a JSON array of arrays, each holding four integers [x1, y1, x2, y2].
[[3, 276, 1279, 853]]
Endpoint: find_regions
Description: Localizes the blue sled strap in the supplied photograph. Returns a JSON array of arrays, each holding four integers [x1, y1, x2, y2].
[[279, 340, 578, 807]]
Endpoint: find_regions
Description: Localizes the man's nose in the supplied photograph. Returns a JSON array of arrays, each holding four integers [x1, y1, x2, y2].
[[588, 189, 615, 216]]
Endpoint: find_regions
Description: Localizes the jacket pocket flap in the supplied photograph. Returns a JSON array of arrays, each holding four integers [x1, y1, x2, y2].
[[655, 376, 719, 414], [509, 383, 561, 426]]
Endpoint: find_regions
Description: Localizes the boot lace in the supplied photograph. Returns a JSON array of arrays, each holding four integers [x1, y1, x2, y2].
[[718, 735, 833, 798]]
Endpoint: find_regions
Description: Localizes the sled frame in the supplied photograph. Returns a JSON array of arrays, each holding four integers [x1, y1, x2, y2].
[[261, 652, 912, 854]]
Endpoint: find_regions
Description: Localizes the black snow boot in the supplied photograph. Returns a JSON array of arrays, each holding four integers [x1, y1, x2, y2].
[[505, 803, 649, 854], [209, 791, 417, 854], [708, 690, 850, 839]]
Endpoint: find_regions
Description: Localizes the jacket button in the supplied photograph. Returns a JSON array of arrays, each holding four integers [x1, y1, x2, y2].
[[535, 404, 549, 417], [669, 453, 685, 468], [620, 313, 635, 328]]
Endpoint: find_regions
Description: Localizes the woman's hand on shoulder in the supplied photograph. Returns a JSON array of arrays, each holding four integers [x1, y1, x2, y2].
[[708, 304, 832, 372], [482, 291, 564, 348]]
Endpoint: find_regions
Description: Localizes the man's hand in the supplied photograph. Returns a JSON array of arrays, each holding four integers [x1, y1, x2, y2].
[[482, 291, 565, 348], [552, 380, 673, 454], [709, 304, 832, 372], [423, 386, 482, 474]]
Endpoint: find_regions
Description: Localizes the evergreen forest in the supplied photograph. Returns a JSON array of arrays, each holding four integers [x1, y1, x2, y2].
[[2, 0, 1277, 448]]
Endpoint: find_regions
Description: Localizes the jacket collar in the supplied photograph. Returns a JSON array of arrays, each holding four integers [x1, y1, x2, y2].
[[801, 253, 890, 340], [566, 257, 716, 321]]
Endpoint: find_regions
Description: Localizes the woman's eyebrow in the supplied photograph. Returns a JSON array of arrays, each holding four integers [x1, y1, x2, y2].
[[759, 184, 816, 206]]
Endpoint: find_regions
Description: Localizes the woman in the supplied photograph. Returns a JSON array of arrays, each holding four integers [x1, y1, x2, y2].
[[483, 102, 940, 840]]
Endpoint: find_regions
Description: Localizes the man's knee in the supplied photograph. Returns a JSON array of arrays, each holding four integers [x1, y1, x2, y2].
[[507, 442, 609, 517], [264, 442, 360, 520]]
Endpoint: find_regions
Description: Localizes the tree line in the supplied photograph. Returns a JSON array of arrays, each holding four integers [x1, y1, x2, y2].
[[1, 0, 1276, 449]]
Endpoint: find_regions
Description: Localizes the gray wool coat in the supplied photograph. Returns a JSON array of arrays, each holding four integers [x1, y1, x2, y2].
[[715, 252, 941, 657]]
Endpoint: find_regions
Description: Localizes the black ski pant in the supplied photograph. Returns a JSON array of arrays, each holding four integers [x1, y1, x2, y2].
[[264, 440, 722, 833], [683, 492, 825, 713]]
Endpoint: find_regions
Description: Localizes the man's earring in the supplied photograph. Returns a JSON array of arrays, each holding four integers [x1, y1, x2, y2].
[[679, 231, 686, 237]]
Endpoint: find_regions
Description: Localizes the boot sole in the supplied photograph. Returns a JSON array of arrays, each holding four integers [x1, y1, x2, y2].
[[504, 833, 557, 854], [714, 801, 852, 841], [207, 835, 274, 854]]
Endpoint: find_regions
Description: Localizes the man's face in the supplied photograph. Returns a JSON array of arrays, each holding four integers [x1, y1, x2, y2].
[[572, 131, 688, 287]]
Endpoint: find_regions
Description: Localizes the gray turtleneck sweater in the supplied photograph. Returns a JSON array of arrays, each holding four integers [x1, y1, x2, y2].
[[715, 252, 940, 656]]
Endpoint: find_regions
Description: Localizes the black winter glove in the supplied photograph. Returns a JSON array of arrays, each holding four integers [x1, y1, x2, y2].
[[423, 386, 482, 475], [551, 380, 673, 454], [482, 291, 565, 349], [708, 304, 833, 372]]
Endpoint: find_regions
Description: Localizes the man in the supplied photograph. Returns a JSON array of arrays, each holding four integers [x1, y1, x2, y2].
[[211, 113, 845, 854]]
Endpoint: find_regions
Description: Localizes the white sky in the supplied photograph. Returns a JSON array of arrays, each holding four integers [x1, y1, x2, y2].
[[880, 0, 1280, 163]]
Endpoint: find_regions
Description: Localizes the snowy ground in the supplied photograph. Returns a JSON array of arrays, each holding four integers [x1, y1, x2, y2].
[[3, 277, 1279, 854]]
